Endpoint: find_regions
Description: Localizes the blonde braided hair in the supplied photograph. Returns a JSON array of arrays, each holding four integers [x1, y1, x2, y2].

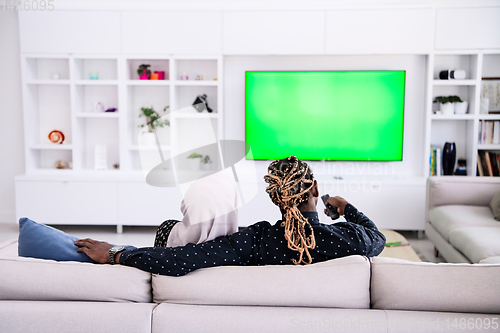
[[264, 156, 316, 265]]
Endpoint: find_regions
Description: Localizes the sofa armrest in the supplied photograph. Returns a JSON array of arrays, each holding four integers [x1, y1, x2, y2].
[[425, 176, 500, 224]]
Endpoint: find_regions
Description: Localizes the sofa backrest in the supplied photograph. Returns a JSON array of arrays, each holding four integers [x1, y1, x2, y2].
[[370, 257, 500, 314], [0, 241, 153, 303], [153, 255, 371, 309], [426, 177, 500, 223]]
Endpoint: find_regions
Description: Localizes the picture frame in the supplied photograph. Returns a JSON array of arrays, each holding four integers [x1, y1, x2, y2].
[[481, 77, 500, 112]]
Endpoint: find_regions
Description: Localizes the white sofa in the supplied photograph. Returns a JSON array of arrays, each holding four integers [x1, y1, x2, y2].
[[425, 177, 500, 264], [1, 238, 499, 333]]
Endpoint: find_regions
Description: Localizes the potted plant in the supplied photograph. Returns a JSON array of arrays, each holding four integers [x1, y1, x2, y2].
[[450, 95, 468, 115], [187, 152, 203, 171], [433, 96, 454, 115], [138, 106, 169, 145], [137, 64, 151, 80], [201, 155, 212, 171]]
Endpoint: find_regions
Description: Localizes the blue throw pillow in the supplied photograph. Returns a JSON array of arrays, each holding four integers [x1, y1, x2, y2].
[[18, 217, 135, 263]]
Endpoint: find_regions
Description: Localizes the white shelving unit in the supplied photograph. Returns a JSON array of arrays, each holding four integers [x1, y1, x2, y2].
[[20, 54, 223, 175], [424, 50, 500, 177]]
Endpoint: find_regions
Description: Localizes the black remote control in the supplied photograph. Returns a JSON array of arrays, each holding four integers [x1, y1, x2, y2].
[[321, 194, 340, 220]]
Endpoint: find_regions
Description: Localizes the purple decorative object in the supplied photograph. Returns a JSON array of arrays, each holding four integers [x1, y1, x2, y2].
[[105, 108, 117, 112]]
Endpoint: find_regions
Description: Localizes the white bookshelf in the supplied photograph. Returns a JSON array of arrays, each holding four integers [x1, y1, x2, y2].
[[20, 54, 223, 175], [424, 50, 500, 177]]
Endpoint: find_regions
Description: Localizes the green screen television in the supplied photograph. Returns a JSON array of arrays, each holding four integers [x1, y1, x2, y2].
[[245, 70, 406, 161]]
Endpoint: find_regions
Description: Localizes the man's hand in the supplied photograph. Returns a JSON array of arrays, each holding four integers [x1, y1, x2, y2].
[[75, 238, 113, 264], [324, 196, 349, 216]]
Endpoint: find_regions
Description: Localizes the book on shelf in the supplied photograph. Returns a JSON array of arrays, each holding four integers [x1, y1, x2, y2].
[[478, 120, 500, 145], [477, 153, 484, 176], [477, 151, 500, 177], [429, 145, 441, 176]]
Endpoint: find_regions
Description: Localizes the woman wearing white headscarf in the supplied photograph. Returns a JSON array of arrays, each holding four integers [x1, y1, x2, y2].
[[154, 169, 239, 247]]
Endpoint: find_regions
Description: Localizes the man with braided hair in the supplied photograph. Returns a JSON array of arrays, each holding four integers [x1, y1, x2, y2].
[[75, 156, 386, 276]]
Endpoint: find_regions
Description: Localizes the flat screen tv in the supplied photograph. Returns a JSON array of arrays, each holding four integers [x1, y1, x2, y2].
[[245, 70, 406, 161]]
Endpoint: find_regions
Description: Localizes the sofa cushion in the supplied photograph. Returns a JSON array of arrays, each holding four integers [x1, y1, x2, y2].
[[0, 243, 152, 303], [490, 191, 500, 221], [153, 255, 370, 309], [428, 205, 498, 241], [449, 227, 500, 263], [370, 257, 500, 314]]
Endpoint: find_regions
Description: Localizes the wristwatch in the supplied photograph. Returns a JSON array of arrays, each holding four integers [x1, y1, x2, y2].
[[109, 246, 126, 265]]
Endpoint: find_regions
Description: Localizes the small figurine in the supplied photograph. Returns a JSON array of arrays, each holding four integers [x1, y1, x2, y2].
[[181, 72, 189, 80], [48, 130, 65, 144], [55, 160, 67, 169], [89, 72, 99, 80]]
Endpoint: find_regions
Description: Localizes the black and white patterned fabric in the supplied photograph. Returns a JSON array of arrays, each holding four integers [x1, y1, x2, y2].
[[154, 219, 181, 247]]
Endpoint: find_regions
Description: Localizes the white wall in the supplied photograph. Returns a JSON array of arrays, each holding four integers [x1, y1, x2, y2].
[[0, 11, 25, 223], [224, 55, 427, 179]]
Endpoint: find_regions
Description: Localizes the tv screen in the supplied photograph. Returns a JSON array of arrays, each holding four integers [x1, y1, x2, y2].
[[245, 70, 405, 161]]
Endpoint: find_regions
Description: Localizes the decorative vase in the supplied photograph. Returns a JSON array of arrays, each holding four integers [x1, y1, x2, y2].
[[442, 142, 456, 176], [139, 73, 149, 80], [440, 103, 454, 115], [188, 158, 201, 171], [201, 162, 212, 171], [150, 73, 159, 80], [454, 101, 468, 115], [142, 132, 156, 145], [154, 71, 165, 80]]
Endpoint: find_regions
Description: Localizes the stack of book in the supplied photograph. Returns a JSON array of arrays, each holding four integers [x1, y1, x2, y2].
[[477, 151, 500, 176], [429, 145, 442, 176], [479, 121, 500, 145]]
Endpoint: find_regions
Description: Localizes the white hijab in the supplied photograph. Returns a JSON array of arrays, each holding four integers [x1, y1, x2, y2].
[[166, 169, 239, 247]]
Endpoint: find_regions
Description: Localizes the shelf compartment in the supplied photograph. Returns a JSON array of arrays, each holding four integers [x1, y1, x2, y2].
[[127, 85, 171, 146], [73, 58, 118, 81], [175, 85, 217, 113], [482, 54, 500, 78], [174, 59, 218, 81], [126, 59, 170, 81], [432, 85, 477, 115], [24, 57, 70, 81], [29, 149, 73, 170], [75, 118, 120, 171], [74, 85, 119, 114], [433, 54, 479, 80]]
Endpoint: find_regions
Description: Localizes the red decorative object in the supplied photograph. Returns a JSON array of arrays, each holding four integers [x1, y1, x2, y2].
[[48, 130, 65, 144]]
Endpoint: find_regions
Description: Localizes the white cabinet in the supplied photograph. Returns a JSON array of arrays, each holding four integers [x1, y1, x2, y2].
[[435, 7, 500, 50], [15, 180, 118, 225], [18, 11, 121, 54], [325, 9, 434, 54], [121, 11, 223, 54], [222, 11, 325, 55], [117, 183, 183, 226]]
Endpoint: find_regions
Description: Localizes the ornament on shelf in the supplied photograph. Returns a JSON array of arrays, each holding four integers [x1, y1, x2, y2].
[[89, 72, 99, 80], [195, 75, 203, 80], [52, 73, 60, 80], [154, 71, 165, 80], [48, 130, 65, 144], [192, 94, 212, 113], [54, 160, 67, 169], [113, 163, 120, 170], [150, 73, 159, 80], [95, 102, 105, 113], [180, 72, 189, 80], [105, 108, 117, 112], [137, 64, 151, 80]]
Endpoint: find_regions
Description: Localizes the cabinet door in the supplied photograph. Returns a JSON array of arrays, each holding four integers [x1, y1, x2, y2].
[[15, 181, 118, 225], [325, 9, 434, 54], [18, 11, 121, 53], [435, 7, 500, 49], [117, 183, 183, 226], [121, 11, 222, 54], [223, 11, 325, 55]]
